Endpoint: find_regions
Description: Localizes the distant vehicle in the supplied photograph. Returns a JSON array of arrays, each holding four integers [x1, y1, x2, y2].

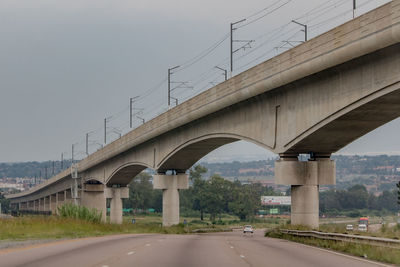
[[358, 217, 369, 231], [358, 224, 367, 232], [359, 217, 369, 225], [243, 225, 254, 234], [346, 224, 354, 231]]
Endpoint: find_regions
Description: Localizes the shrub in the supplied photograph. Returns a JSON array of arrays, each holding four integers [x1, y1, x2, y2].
[[58, 203, 102, 223]]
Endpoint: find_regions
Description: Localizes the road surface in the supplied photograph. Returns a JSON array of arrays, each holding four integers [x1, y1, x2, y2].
[[0, 230, 390, 267]]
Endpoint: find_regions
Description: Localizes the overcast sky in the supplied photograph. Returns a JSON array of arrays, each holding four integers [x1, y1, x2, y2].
[[0, 0, 397, 163]]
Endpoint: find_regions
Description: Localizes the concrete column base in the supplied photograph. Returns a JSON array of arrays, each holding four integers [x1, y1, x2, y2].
[[275, 155, 336, 229], [105, 187, 129, 224], [153, 174, 189, 227], [81, 184, 107, 222], [291, 185, 319, 228]]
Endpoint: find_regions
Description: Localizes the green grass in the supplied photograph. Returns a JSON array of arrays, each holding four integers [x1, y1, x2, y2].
[[0, 216, 193, 241], [58, 203, 102, 223], [265, 226, 400, 265], [0, 214, 284, 242]]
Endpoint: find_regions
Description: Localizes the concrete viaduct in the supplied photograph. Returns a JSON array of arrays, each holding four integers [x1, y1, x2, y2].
[[7, 1, 400, 228]]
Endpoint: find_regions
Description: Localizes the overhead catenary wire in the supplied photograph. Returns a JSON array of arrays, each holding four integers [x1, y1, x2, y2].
[[55, 0, 389, 175], [237, 0, 293, 29], [175, 33, 231, 73]]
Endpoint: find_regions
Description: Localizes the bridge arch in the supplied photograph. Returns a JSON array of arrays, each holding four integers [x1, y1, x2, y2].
[[106, 162, 153, 186], [84, 177, 104, 184], [284, 82, 400, 155], [157, 133, 273, 173]]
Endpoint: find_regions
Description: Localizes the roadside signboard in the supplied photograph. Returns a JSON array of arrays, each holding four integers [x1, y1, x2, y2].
[[261, 196, 291, 206], [269, 208, 279, 214]]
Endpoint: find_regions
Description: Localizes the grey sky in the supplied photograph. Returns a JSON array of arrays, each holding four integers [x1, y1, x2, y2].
[[0, 0, 396, 163]]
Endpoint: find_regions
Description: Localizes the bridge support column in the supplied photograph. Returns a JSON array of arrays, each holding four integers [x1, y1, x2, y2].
[[45, 196, 50, 212], [65, 190, 73, 203], [153, 174, 189, 227], [82, 183, 107, 222], [39, 198, 43, 212], [56, 191, 64, 213], [29, 201, 34, 212], [105, 187, 129, 224], [275, 154, 335, 229], [50, 194, 57, 214]]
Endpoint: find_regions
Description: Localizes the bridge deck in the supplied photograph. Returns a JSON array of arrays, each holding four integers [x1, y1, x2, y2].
[[7, 0, 400, 200]]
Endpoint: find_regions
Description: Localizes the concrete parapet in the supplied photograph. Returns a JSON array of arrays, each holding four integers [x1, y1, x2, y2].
[[153, 174, 189, 227], [105, 187, 129, 224]]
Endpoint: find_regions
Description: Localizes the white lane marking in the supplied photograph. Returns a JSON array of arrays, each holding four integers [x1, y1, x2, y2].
[[127, 251, 135, 255], [102, 265, 109, 267], [145, 244, 151, 247], [292, 241, 391, 267], [240, 255, 245, 258], [230, 246, 234, 249]]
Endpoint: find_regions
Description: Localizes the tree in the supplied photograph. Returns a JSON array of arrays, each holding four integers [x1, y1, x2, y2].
[[189, 165, 207, 181], [190, 165, 208, 220], [229, 183, 260, 220], [377, 190, 397, 212], [0, 192, 10, 214], [204, 174, 230, 221], [126, 172, 161, 212]]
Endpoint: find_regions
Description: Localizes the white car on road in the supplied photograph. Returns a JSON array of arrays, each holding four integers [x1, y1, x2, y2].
[[243, 225, 254, 234]]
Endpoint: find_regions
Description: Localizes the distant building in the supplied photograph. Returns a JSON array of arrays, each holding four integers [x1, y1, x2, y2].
[[0, 182, 25, 191]]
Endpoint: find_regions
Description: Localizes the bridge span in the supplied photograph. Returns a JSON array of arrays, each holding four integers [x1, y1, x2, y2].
[[7, 0, 400, 228]]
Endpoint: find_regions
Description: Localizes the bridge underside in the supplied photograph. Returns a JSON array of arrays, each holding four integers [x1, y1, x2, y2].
[[158, 137, 238, 173], [286, 84, 400, 154], [107, 164, 148, 186]]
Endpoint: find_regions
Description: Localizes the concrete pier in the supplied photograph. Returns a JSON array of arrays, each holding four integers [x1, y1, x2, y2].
[[275, 155, 335, 229], [105, 187, 129, 224], [82, 183, 107, 222], [153, 174, 189, 227]]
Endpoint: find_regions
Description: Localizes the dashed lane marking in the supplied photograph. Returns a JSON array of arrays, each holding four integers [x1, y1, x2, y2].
[[240, 255, 245, 258], [145, 244, 151, 247], [127, 251, 135, 255]]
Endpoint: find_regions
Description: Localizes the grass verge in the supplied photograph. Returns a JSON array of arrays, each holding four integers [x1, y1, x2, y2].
[[0, 214, 284, 242], [0, 216, 198, 241], [265, 228, 400, 265]]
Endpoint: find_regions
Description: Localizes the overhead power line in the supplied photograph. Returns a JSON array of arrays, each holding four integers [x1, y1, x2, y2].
[[237, 0, 293, 29]]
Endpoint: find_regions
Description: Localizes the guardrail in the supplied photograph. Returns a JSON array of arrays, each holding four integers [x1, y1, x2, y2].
[[280, 229, 400, 249]]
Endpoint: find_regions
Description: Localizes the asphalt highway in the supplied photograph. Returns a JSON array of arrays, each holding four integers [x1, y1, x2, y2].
[[0, 230, 390, 267]]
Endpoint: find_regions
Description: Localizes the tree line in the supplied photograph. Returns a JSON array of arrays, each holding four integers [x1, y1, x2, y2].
[[125, 166, 400, 219], [320, 184, 399, 216], [124, 165, 278, 221]]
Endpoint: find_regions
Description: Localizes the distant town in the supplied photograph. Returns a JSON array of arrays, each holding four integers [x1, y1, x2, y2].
[[1, 154, 399, 195]]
